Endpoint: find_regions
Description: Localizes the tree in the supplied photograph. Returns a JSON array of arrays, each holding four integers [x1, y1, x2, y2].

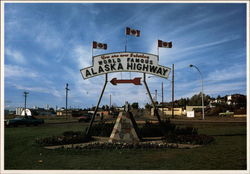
[[176, 98, 188, 107], [189, 93, 210, 106], [232, 94, 246, 108], [131, 102, 139, 109], [145, 103, 152, 110], [49, 108, 56, 114], [105, 105, 109, 111], [101, 105, 105, 110]]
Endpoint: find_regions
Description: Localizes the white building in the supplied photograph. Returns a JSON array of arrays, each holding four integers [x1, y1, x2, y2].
[[16, 107, 23, 116], [227, 95, 232, 105]]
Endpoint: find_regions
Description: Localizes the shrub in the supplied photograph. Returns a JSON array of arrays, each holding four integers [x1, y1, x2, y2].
[[174, 127, 198, 135], [35, 131, 92, 146], [36, 121, 214, 146], [90, 122, 114, 137], [139, 121, 163, 137], [90, 120, 199, 138], [233, 108, 246, 115], [165, 134, 214, 145], [139, 120, 197, 137], [63, 131, 83, 137]]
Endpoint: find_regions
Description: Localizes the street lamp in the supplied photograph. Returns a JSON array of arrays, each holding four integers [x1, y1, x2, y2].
[[189, 64, 205, 120]]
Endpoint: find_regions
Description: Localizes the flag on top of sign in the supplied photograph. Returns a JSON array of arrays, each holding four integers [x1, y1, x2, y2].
[[93, 41, 107, 50], [158, 40, 172, 48], [126, 27, 140, 37]]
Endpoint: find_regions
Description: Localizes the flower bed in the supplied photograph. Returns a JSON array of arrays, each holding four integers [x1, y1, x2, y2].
[[45, 140, 202, 150], [35, 131, 92, 146], [36, 121, 214, 147]]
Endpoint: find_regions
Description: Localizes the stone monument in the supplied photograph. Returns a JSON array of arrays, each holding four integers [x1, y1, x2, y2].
[[109, 102, 140, 143]]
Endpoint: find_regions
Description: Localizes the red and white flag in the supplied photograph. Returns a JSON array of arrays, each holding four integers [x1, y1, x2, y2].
[[158, 40, 172, 48], [93, 41, 107, 50], [126, 27, 140, 37]]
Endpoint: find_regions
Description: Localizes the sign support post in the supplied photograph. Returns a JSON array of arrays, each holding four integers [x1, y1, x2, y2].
[[143, 73, 162, 125], [86, 73, 108, 137], [172, 64, 174, 119], [81, 51, 171, 137]]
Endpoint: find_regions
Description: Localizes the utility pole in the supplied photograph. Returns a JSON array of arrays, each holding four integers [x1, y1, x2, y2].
[[172, 64, 174, 119], [162, 82, 164, 105], [109, 94, 112, 113], [23, 91, 29, 116], [110, 94, 112, 108], [65, 83, 70, 119], [155, 89, 157, 102]]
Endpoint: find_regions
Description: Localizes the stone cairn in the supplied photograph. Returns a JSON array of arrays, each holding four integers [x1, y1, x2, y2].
[[109, 102, 140, 143]]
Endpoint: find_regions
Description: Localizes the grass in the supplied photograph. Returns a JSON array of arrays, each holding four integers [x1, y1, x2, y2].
[[4, 121, 246, 170]]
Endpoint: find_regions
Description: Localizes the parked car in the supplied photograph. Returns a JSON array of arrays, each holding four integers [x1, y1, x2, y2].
[[5, 116, 44, 127], [78, 113, 93, 122]]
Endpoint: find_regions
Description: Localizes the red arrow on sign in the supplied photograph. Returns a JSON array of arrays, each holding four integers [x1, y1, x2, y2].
[[110, 77, 142, 85]]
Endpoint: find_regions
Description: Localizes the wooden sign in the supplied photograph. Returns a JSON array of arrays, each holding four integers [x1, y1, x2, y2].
[[110, 77, 142, 85], [80, 52, 171, 79]]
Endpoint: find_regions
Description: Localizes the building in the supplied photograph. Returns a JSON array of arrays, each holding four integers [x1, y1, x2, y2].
[[226, 94, 246, 106], [209, 94, 246, 107], [227, 95, 232, 105], [87, 111, 109, 117], [185, 106, 206, 118], [151, 107, 184, 116], [56, 109, 73, 117], [116, 107, 125, 111], [16, 107, 24, 116], [186, 106, 206, 111]]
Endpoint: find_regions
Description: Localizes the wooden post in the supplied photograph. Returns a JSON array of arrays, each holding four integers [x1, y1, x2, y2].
[[172, 64, 174, 119], [86, 74, 108, 137]]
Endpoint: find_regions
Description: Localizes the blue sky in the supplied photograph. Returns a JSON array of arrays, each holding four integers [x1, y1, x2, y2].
[[4, 3, 247, 109]]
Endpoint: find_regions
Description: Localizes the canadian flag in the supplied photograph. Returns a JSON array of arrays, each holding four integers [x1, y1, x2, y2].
[[93, 41, 107, 50], [158, 40, 172, 48], [126, 27, 140, 37]]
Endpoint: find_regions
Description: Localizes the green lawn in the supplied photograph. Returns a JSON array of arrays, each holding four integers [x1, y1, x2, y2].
[[4, 121, 246, 170]]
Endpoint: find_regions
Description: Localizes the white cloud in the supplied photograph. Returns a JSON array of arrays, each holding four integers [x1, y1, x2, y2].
[[35, 56, 49, 66], [5, 48, 26, 64], [181, 35, 240, 53], [204, 82, 246, 95], [72, 45, 92, 69], [165, 8, 239, 39], [206, 64, 246, 81], [61, 65, 104, 101], [30, 19, 65, 51], [5, 64, 38, 78], [4, 4, 246, 108], [11, 83, 63, 98], [149, 34, 241, 66], [104, 83, 150, 107], [174, 80, 246, 100]]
